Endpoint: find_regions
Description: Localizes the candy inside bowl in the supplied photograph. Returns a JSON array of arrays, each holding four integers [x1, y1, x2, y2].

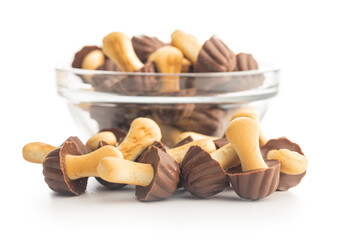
[[56, 30, 280, 147], [56, 65, 279, 147]]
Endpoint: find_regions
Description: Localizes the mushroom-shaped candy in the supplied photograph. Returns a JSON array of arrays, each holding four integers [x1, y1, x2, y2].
[[261, 137, 308, 191], [23, 136, 123, 195], [97, 146, 180, 201], [226, 117, 280, 200], [181, 143, 239, 198]]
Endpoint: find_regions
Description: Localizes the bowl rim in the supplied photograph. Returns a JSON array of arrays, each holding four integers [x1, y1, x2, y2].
[[55, 63, 280, 77]]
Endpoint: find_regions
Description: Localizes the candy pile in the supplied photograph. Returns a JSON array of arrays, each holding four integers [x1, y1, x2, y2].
[[23, 111, 308, 202], [71, 31, 266, 140]]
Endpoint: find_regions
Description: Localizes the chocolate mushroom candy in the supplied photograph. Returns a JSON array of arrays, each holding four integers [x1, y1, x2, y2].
[[72, 46, 103, 69], [97, 146, 180, 201], [131, 35, 166, 63], [100, 32, 160, 95], [181, 142, 240, 198], [261, 138, 308, 191], [22, 129, 122, 164], [226, 117, 280, 200], [23, 136, 123, 195], [230, 110, 268, 147]]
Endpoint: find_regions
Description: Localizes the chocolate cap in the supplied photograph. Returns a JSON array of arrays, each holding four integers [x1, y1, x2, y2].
[[227, 160, 280, 200], [195, 36, 236, 73], [261, 137, 306, 191], [136, 146, 180, 201], [132, 35, 165, 63], [181, 145, 228, 198], [42, 137, 90, 196]]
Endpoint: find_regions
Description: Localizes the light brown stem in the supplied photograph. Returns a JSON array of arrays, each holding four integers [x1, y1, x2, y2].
[[226, 117, 268, 172], [22, 142, 56, 164], [210, 143, 240, 170], [97, 157, 154, 186], [65, 145, 123, 180], [117, 118, 161, 161], [86, 131, 117, 151]]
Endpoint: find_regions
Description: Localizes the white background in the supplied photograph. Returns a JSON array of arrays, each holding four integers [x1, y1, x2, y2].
[[1, 0, 359, 239]]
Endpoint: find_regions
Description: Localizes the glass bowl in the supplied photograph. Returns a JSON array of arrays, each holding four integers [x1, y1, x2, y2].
[[56, 64, 280, 147]]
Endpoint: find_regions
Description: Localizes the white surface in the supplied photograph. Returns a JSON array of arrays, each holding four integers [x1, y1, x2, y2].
[[1, 0, 359, 239]]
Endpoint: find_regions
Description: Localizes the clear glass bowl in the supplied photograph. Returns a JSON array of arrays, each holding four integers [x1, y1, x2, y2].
[[56, 64, 280, 146]]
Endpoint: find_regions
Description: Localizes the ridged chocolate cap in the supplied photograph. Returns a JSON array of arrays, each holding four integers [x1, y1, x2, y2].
[[132, 35, 165, 62], [195, 36, 236, 72], [213, 137, 229, 149], [261, 137, 306, 191], [181, 146, 228, 198], [72, 46, 101, 69], [227, 160, 280, 200], [235, 53, 259, 71], [136, 146, 180, 201], [90, 62, 159, 95], [42, 137, 90, 196]]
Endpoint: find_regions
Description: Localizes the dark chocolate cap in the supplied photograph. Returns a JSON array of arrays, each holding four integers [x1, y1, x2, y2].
[[235, 53, 259, 71], [97, 58, 121, 71], [132, 35, 165, 63], [227, 160, 280, 200], [136, 146, 180, 201], [261, 137, 306, 191], [195, 36, 236, 73], [181, 145, 228, 198], [42, 137, 90, 196]]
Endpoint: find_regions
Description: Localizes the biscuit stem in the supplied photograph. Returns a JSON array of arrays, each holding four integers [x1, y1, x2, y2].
[[210, 143, 240, 170], [171, 30, 201, 64], [148, 46, 183, 92], [226, 117, 268, 172], [22, 142, 56, 164], [117, 118, 162, 161], [86, 131, 117, 151], [97, 157, 154, 186], [267, 149, 308, 175], [102, 32, 144, 72], [65, 145, 123, 180], [231, 110, 268, 147]]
